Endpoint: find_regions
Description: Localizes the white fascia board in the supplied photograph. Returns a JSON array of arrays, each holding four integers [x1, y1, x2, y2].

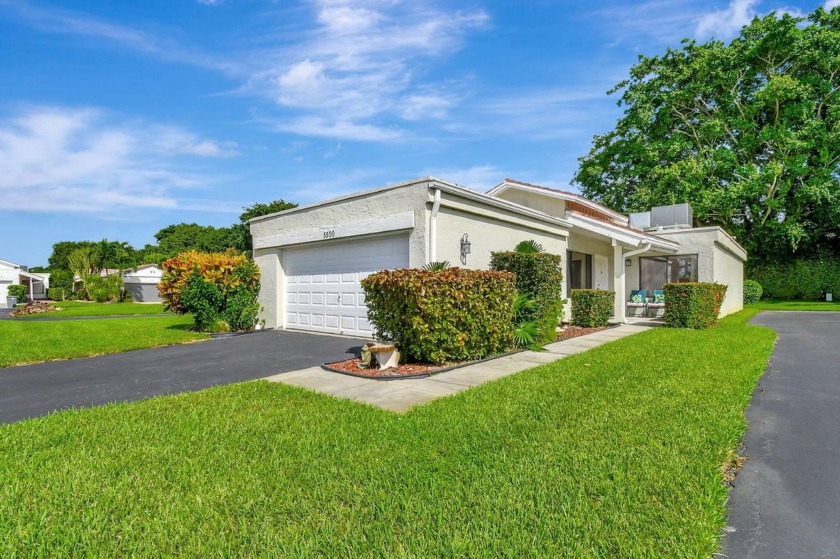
[[253, 211, 415, 250], [434, 183, 573, 230], [567, 213, 679, 251], [248, 176, 448, 224], [489, 181, 629, 224]]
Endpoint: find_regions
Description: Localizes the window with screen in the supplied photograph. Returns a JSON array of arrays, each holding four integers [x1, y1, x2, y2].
[[639, 255, 698, 294]]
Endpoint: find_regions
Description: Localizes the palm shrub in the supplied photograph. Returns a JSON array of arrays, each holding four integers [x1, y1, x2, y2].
[[511, 293, 541, 350], [86, 274, 124, 303], [159, 250, 261, 332], [490, 244, 565, 344], [362, 268, 515, 364], [743, 280, 763, 304]]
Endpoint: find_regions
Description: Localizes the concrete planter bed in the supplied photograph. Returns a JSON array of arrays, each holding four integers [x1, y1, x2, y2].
[[322, 324, 624, 380]]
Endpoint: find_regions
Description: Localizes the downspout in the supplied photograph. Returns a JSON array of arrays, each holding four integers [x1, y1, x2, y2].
[[623, 241, 653, 260], [429, 187, 441, 262]]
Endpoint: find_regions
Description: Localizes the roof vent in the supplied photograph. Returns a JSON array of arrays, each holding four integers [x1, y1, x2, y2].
[[650, 203, 692, 229]]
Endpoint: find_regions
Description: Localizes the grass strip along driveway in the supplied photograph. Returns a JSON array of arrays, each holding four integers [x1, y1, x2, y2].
[[0, 316, 206, 368], [0, 310, 775, 556], [16, 301, 167, 318]]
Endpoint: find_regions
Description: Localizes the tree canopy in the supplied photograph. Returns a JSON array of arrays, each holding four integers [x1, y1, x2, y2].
[[43, 198, 298, 272], [573, 7, 840, 262]]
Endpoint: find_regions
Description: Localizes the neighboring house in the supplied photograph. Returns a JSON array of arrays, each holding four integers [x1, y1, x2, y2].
[[0, 259, 51, 308], [122, 264, 163, 303], [249, 177, 746, 337]]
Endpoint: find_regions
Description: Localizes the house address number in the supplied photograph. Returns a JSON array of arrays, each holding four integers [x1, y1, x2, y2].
[[323, 230, 336, 239]]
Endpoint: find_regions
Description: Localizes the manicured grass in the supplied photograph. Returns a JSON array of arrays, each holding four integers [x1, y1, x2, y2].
[[0, 317, 206, 367], [18, 300, 167, 317], [0, 310, 775, 556], [748, 299, 840, 312]]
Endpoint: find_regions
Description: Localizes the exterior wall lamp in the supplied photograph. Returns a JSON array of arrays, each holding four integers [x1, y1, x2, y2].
[[460, 234, 471, 265]]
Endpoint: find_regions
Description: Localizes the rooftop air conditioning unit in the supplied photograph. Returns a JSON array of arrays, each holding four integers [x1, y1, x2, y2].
[[650, 203, 693, 229], [629, 211, 651, 231]]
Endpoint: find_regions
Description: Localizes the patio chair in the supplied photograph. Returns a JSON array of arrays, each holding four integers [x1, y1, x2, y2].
[[627, 289, 647, 317], [647, 289, 665, 317]]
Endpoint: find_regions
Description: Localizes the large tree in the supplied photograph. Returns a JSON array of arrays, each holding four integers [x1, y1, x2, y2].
[[235, 199, 298, 252], [574, 8, 840, 261]]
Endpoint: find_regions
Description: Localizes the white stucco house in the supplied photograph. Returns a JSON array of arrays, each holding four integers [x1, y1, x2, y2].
[[122, 264, 163, 303], [1, 258, 51, 308], [249, 177, 746, 337]]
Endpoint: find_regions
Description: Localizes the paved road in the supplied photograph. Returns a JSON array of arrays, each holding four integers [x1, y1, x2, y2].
[[0, 330, 365, 425], [725, 311, 840, 558]]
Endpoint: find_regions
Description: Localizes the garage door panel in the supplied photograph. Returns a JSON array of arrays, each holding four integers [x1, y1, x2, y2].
[[284, 236, 409, 336]]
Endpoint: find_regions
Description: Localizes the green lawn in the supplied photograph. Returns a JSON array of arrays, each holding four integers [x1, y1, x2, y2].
[[0, 309, 775, 556], [18, 300, 167, 317], [0, 316, 206, 367], [748, 299, 840, 312]]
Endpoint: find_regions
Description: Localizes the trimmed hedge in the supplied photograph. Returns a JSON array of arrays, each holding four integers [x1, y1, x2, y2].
[[361, 268, 516, 365], [489, 251, 565, 343], [571, 289, 614, 327], [743, 280, 763, 304], [663, 283, 727, 329], [6, 285, 27, 300], [748, 258, 840, 300]]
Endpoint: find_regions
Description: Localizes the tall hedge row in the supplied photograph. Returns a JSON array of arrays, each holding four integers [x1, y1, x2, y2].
[[663, 283, 727, 329], [489, 251, 564, 343], [361, 268, 516, 364], [747, 259, 840, 300]]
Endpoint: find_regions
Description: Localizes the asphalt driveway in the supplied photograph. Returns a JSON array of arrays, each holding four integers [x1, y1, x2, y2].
[[725, 311, 840, 558], [0, 330, 365, 425]]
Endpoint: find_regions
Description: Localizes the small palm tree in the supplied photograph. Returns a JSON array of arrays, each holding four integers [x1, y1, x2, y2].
[[512, 293, 542, 350], [421, 261, 451, 271], [514, 240, 544, 254]]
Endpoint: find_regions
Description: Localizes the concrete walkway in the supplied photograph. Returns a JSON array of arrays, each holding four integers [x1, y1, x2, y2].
[[266, 323, 653, 412]]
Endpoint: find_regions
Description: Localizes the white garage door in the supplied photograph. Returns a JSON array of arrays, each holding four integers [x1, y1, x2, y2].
[[284, 235, 409, 337]]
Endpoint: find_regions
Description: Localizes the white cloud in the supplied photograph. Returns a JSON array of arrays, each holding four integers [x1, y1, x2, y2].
[[826, 0, 840, 8], [247, 0, 490, 140], [178, 140, 240, 158], [198, 0, 222, 5], [696, 0, 758, 39], [0, 106, 236, 213], [429, 165, 503, 191], [2, 2, 237, 74], [595, 0, 805, 45], [273, 116, 401, 141]]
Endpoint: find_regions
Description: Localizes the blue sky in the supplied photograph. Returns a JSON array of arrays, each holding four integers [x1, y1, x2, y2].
[[1, 0, 832, 266]]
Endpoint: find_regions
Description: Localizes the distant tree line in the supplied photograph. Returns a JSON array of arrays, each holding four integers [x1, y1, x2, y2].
[[37, 199, 296, 290]]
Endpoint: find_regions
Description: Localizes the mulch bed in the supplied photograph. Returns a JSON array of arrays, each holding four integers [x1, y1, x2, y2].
[[555, 325, 607, 341], [324, 358, 455, 379]]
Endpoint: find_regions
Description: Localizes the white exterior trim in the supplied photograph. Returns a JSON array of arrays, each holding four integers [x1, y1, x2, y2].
[[566, 212, 679, 251], [488, 180, 629, 224], [253, 212, 415, 250]]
